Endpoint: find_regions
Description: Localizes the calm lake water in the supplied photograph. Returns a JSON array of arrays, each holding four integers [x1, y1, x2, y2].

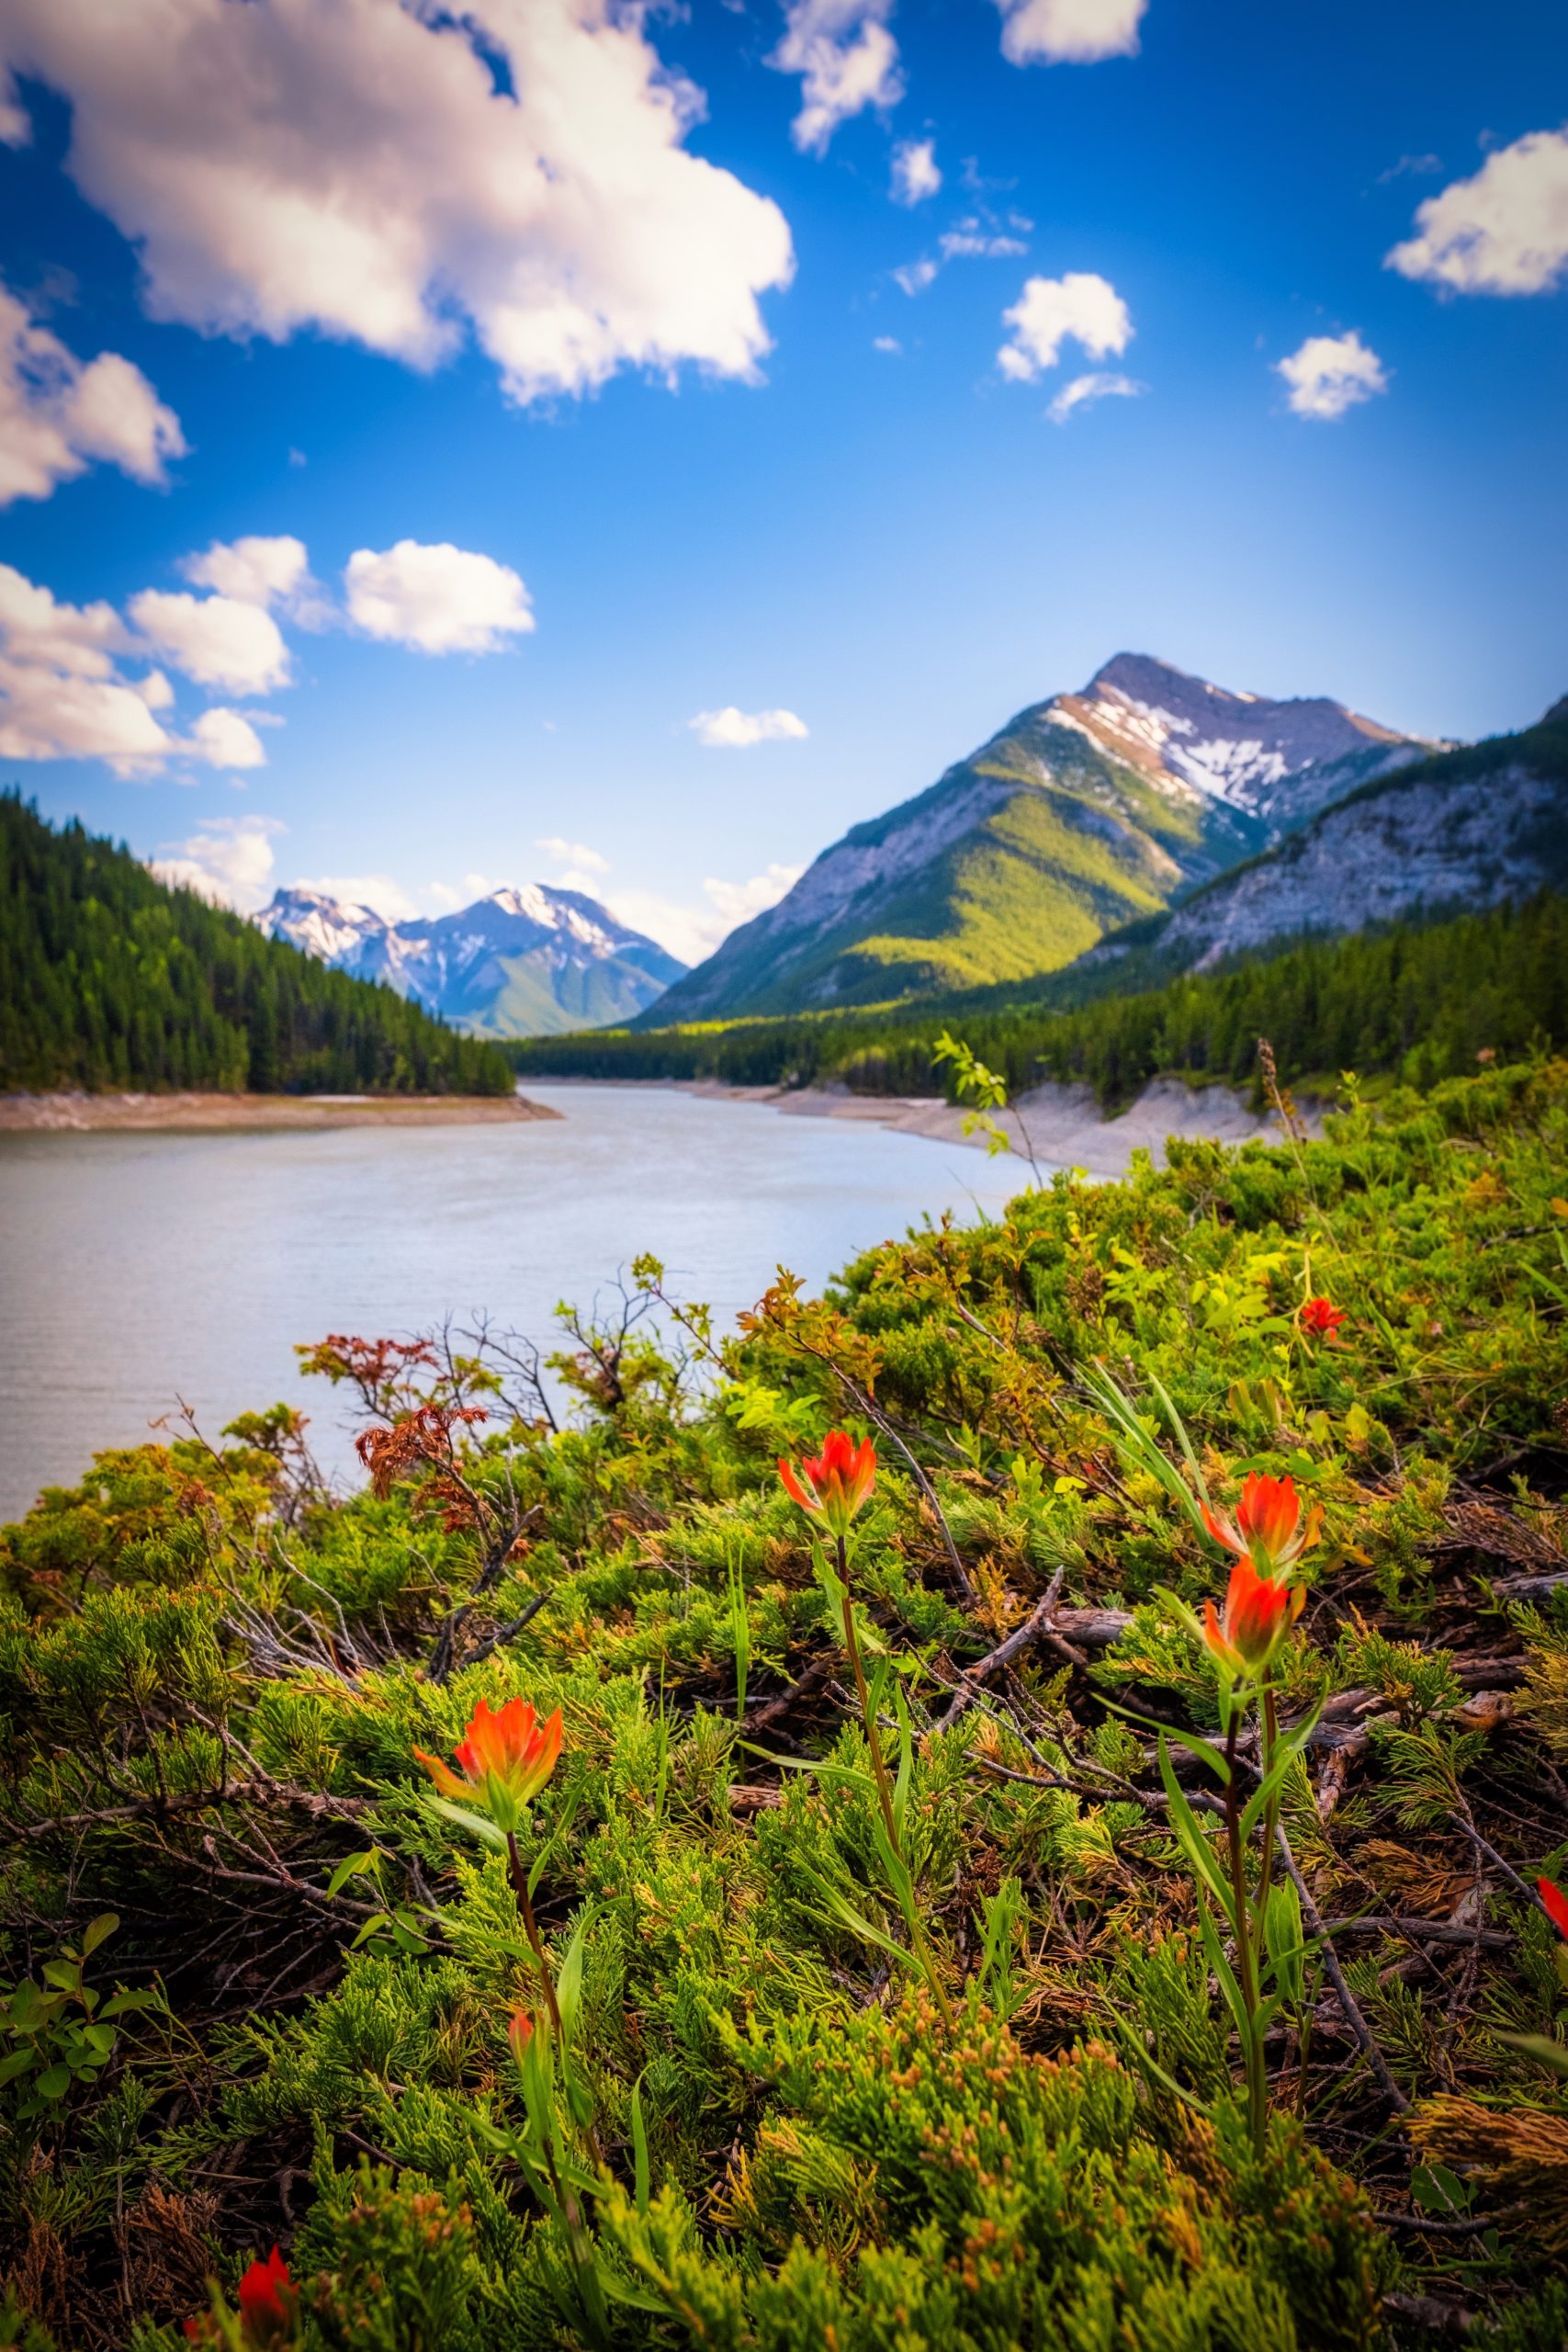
[[0, 1083, 1018, 1521]]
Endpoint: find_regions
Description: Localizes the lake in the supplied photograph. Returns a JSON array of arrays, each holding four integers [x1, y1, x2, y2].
[[0, 1082, 1020, 1521]]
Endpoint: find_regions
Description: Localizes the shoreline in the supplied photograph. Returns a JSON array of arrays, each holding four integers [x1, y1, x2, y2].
[[0, 1089, 560, 1133], [663, 1072, 1318, 1177]]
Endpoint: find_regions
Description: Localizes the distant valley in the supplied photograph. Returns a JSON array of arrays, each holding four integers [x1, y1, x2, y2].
[[256, 884, 686, 1037]]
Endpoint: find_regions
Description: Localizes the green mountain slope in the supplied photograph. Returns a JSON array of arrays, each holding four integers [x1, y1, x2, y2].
[[512, 889, 1568, 1106], [643, 652, 1424, 1024], [0, 793, 513, 1095]]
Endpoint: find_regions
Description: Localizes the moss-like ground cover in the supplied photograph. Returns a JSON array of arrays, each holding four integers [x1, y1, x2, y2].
[[4, 1059, 1568, 2348]]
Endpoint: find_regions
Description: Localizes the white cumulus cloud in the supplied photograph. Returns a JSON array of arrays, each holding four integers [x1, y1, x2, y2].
[[998, 272, 1132, 379], [181, 533, 328, 626], [152, 815, 284, 912], [0, 561, 280, 774], [994, 0, 1147, 65], [773, 0, 902, 156], [128, 587, 293, 695], [609, 863, 804, 966], [1385, 127, 1568, 296], [344, 541, 534, 655], [688, 706, 809, 748], [1047, 369, 1145, 422], [0, 0, 794, 405], [185, 707, 267, 769], [0, 563, 171, 771], [536, 836, 610, 876], [891, 138, 941, 206], [873, 334, 903, 353], [0, 277, 185, 506], [1276, 331, 1388, 420]]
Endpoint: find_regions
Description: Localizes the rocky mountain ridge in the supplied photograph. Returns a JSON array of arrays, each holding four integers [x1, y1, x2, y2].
[[643, 653, 1430, 1024], [257, 883, 685, 1037], [1099, 702, 1568, 979]]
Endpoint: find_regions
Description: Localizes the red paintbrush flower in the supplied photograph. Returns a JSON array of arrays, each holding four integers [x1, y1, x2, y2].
[[237, 2249, 295, 2345], [779, 1430, 876, 1539], [1201, 1551, 1306, 1679], [414, 1694, 562, 1834], [1301, 1295, 1348, 1339], [507, 2005, 536, 2064], [1540, 1877, 1568, 1942], [1202, 1471, 1323, 1576]]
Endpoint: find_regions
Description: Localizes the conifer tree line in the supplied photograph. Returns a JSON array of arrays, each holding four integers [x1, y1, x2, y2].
[[513, 890, 1568, 1106], [0, 794, 513, 1096]]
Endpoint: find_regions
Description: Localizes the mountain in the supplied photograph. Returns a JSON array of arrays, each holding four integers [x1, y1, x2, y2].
[[257, 883, 686, 1037], [642, 652, 1430, 1024], [0, 795, 513, 1096], [1089, 697, 1568, 980]]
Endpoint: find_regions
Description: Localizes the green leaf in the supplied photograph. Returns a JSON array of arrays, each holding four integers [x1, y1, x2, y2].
[[555, 1905, 596, 2051], [1192, 1891, 1251, 2047], [1412, 2163, 1474, 2216], [629, 2074, 651, 2215], [596, 2267, 674, 2316], [98, 1988, 157, 2020], [424, 1795, 509, 1849], [1497, 2031, 1568, 2079], [40, 1961, 81, 1994], [325, 1849, 380, 1898], [1111, 1700, 1231, 1788], [1238, 1718, 1319, 1841], [35, 2063, 72, 2101], [1262, 1880, 1309, 2007], [1157, 1739, 1235, 1919], [80, 1914, 119, 1958], [0, 2048, 36, 2086]]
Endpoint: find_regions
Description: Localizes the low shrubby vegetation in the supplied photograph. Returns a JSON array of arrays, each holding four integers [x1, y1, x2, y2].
[[5, 1057, 1568, 2346], [511, 891, 1568, 1110], [0, 795, 513, 1096]]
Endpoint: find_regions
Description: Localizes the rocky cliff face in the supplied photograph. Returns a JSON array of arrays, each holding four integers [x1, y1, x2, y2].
[[1109, 706, 1568, 977], [257, 884, 685, 1036], [645, 653, 1428, 1024]]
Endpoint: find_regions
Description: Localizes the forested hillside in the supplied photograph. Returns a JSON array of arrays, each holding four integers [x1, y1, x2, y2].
[[0, 796, 513, 1096], [3, 1057, 1566, 2346], [513, 890, 1568, 1107]]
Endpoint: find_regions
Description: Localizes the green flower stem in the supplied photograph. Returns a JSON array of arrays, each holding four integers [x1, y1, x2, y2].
[[835, 1535, 955, 2030], [1223, 1706, 1268, 2158], [505, 1829, 566, 2047], [1252, 1680, 1280, 1932]]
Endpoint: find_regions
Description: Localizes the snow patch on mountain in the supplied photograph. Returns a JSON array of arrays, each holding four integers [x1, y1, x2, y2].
[[257, 883, 686, 1037]]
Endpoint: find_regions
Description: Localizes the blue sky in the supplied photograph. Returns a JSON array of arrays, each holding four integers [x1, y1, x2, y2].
[[1, 0, 1563, 963]]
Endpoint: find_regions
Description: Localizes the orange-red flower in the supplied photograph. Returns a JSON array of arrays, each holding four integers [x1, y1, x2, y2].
[[1201, 1471, 1322, 1576], [507, 2005, 536, 2064], [184, 2248, 295, 2347], [238, 2251, 295, 2345], [414, 1695, 562, 1834], [779, 1430, 876, 1539], [1301, 1295, 1347, 1339], [1540, 1877, 1568, 1942], [1201, 1551, 1306, 1679]]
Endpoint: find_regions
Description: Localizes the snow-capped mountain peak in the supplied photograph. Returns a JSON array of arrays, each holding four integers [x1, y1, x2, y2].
[[255, 881, 686, 1038], [1044, 652, 1432, 822]]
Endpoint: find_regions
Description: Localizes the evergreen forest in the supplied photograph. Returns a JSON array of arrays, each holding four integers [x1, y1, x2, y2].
[[0, 795, 513, 1097], [3, 1055, 1568, 2347], [512, 890, 1568, 1108]]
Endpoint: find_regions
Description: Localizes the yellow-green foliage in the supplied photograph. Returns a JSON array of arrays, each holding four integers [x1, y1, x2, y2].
[[3, 1060, 1568, 2348]]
